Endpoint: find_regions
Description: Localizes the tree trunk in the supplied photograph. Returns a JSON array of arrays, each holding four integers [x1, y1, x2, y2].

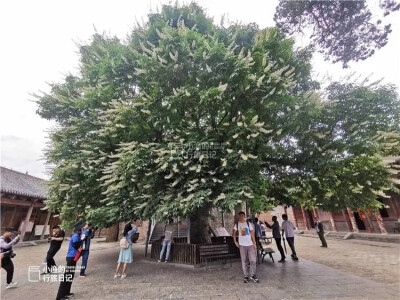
[[145, 219, 152, 257], [105, 224, 120, 242], [190, 205, 211, 244]]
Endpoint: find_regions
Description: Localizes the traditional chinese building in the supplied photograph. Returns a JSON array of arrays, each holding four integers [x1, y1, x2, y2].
[[0, 166, 60, 241], [259, 157, 400, 234]]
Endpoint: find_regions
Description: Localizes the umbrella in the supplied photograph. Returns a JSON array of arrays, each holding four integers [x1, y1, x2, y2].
[[282, 236, 287, 255]]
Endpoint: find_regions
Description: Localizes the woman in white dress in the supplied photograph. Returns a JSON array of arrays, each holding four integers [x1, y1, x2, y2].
[[114, 221, 138, 278]]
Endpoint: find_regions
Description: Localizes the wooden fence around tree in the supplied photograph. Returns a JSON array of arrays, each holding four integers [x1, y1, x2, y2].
[[151, 237, 240, 265], [151, 242, 200, 264]]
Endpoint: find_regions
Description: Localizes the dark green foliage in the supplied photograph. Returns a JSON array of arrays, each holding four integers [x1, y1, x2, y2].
[[36, 3, 399, 226], [274, 0, 400, 67]]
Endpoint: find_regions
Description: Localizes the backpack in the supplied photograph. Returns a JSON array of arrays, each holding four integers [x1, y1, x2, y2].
[[119, 237, 129, 249], [0, 236, 13, 253], [0, 236, 6, 253]]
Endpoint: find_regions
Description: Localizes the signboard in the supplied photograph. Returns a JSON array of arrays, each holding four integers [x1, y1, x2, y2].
[[34, 225, 50, 236], [18, 221, 34, 233], [214, 227, 230, 237]]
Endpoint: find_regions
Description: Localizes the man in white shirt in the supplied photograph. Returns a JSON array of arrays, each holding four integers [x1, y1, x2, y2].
[[281, 214, 298, 260], [233, 212, 259, 283]]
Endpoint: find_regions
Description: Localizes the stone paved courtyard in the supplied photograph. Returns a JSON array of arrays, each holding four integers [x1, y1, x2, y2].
[[1, 235, 399, 299], [294, 234, 400, 287]]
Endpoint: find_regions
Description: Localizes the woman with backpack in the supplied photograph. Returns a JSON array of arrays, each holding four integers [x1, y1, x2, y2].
[[114, 220, 138, 279], [0, 228, 20, 289]]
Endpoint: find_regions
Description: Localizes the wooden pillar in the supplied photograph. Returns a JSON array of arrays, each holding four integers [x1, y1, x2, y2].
[[187, 218, 191, 244], [347, 208, 359, 233], [374, 212, 388, 234], [388, 197, 400, 219], [342, 210, 352, 231], [49, 215, 55, 230], [40, 210, 52, 239], [21, 204, 34, 241], [300, 206, 309, 230], [328, 212, 338, 232], [7, 206, 18, 227], [394, 197, 400, 219], [364, 213, 374, 233], [177, 216, 180, 237], [291, 207, 299, 228]]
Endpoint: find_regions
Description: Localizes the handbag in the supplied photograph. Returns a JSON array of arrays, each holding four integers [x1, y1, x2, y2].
[[120, 237, 129, 249]]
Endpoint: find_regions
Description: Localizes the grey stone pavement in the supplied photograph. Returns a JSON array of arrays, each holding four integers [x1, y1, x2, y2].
[[1, 236, 399, 300]]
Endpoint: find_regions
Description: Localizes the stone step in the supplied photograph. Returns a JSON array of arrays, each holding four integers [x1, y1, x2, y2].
[[149, 222, 189, 243], [325, 232, 349, 239], [350, 232, 400, 244], [299, 231, 400, 244]]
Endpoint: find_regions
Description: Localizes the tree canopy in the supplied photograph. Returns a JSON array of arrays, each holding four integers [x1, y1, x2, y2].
[[36, 3, 400, 229], [274, 0, 400, 67]]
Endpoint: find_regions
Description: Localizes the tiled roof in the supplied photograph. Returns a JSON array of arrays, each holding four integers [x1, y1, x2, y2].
[[0, 167, 48, 199]]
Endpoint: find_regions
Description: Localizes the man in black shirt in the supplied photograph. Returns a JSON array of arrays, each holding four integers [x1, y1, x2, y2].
[[44, 225, 65, 274], [264, 216, 286, 262], [314, 216, 328, 248]]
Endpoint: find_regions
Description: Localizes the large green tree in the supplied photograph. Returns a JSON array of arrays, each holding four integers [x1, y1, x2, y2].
[[37, 3, 399, 242]]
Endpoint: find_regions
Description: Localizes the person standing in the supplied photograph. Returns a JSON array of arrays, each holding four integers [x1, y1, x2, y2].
[[55, 227, 82, 300], [233, 211, 259, 283], [314, 216, 328, 248], [114, 221, 138, 279], [43, 225, 65, 274], [281, 214, 299, 260], [0, 229, 20, 289], [158, 220, 175, 263], [253, 218, 262, 241], [260, 222, 266, 237], [79, 222, 95, 277], [264, 216, 286, 262], [253, 218, 263, 264]]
